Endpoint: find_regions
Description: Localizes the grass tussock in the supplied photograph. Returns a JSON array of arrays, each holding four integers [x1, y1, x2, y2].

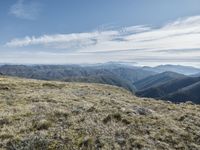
[[0, 76, 200, 149]]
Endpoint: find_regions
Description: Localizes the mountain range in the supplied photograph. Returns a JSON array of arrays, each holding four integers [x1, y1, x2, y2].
[[0, 64, 155, 93], [143, 64, 200, 75], [0, 63, 200, 103]]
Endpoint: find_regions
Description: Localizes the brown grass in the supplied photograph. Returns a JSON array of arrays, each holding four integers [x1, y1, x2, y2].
[[0, 76, 200, 150]]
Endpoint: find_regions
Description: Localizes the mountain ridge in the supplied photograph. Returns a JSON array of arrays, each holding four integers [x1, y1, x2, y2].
[[143, 64, 200, 75], [0, 64, 155, 93], [134, 71, 186, 91], [136, 76, 200, 103]]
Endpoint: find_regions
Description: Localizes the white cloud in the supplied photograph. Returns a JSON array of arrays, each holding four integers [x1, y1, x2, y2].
[[6, 31, 119, 48], [4, 16, 200, 66], [9, 0, 41, 20]]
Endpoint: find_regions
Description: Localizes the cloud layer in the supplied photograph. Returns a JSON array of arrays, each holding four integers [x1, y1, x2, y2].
[[9, 0, 41, 20], [4, 16, 200, 67]]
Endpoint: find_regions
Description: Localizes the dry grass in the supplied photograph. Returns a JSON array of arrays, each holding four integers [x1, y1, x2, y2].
[[0, 76, 200, 150]]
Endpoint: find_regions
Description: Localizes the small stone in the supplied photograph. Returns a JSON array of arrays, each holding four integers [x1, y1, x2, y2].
[[136, 107, 152, 115], [116, 137, 126, 145], [185, 101, 194, 105], [72, 107, 83, 114]]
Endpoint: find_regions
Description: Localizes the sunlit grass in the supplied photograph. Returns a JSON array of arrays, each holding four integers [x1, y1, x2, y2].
[[0, 76, 200, 149]]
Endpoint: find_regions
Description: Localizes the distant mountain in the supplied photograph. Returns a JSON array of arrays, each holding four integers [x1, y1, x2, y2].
[[134, 71, 186, 91], [0, 64, 155, 93], [143, 65, 200, 75], [136, 76, 200, 103]]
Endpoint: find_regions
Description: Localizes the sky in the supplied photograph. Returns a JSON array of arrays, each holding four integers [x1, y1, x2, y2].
[[0, 0, 200, 67]]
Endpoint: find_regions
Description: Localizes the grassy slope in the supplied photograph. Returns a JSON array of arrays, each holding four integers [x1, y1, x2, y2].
[[0, 76, 200, 150]]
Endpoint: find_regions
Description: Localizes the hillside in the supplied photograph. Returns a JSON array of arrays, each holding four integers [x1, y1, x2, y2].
[[0, 64, 155, 93], [164, 81, 200, 103], [64, 74, 136, 92], [134, 71, 186, 91], [136, 77, 200, 104], [0, 76, 200, 149]]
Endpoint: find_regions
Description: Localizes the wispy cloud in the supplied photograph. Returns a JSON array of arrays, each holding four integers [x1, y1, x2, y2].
[[4, 16, 200, 66], [5, 26, 151, 49], [5, 30, 119, 48], [9, 0, 41, 20], [6, 16, 200, 52]]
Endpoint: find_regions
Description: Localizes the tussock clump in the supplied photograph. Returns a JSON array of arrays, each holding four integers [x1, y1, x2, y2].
[[0, 118, 10, 127], [42, 82, 65, 89], [0, 86, 10, 90], [102, 115, 112, 124], [32, 119, 52, 130], [6, 134, 52, 150]]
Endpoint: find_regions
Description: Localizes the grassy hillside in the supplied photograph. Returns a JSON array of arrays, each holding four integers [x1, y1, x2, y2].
[[0, 76, 200, 149]]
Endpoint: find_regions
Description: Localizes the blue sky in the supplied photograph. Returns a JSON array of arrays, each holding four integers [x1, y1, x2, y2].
[[1, 0, 200, 67]]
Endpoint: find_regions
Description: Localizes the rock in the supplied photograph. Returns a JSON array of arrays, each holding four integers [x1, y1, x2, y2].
[[185, 101, 194, 105], [71, 107, 83, 114], [116, 137, 126, 145], [135, 107, 153, 115]]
